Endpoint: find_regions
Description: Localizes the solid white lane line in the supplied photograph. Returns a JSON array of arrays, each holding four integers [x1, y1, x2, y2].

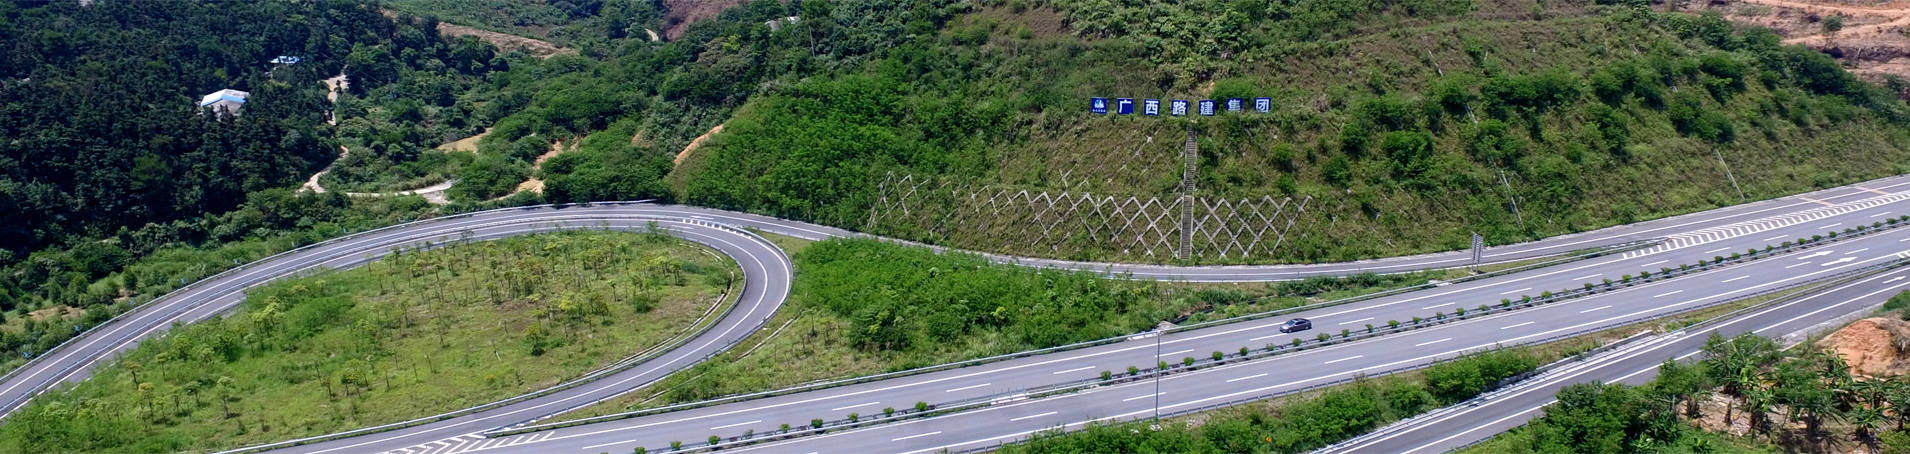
[[1115, 391, 1161, 402], [893, 432, 943, 441], [1249, 334, 1284, 341], [1723, 276, 1750, 282], [1324, 355, 1364, 364], [1702, 247, 1730, 254], [1641, 260, 1667, 267], [1157, 349, 1194, 358], [1874, 212, 1893, 217], [1821, 223, 1843, 230], [1421, 302, 1454, 309], [831, 402, 880, 411], [1581, 305, 1611, 313], [1123, 393, 1163, 402], [1787, 262, 1811, 268], [1416, 338, 1451, 347], [1502, 322, 1534, 329], [1849, 248, 1871, 254], [1052, 366, 1095, 375], [1499, 287, 1532, 295], [1756, 280, 1910, 333], [945, 383, 992, 393], [711, 420, 761, 430], [1763, 235, 1789, 242], [1571, 274, 1602, 281], [1227, 373, 1268, 383], [1010, 412, 1058, 422], [1338, 317, 1374, 325], [1653, 290, 1683, 298]]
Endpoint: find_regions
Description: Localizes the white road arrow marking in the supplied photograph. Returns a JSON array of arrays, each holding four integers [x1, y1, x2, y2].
[[1822, 257, 1856, 266], [1800, 250, 1834, 259]]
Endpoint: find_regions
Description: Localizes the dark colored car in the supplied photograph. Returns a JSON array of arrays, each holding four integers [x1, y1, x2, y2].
[[1279, 318, 1312, 333]]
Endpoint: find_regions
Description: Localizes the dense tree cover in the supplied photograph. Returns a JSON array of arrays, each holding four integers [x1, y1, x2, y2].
[[0, 228, 734, 453], [1477, 330, 1910, 453], [795, 238, 1162, 352], [0, 0, 493, 272], [999, 348, 1540, 453], [0, 0, 378, 257], [0, 0, 511, 375]]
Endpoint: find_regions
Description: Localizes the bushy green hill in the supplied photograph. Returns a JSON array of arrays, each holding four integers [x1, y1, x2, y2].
[[667, 0, 1910, 264]]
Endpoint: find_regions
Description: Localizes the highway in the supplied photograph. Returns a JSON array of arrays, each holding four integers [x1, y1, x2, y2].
[[455, 209, 1910, 454], [0, 175, 1908, 454], [1327, 262, 1910, 454]]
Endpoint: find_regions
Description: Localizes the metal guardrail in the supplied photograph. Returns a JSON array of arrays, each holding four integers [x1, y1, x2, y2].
[[212, 216, 787, 454], [601, 252, 1910, 454], [727, 230, 1910, 454], [1430, 261, 1904, 454], [1311, 331, 1663, 454], [0, 200, 692, 415], [481, 239, 1662, 437]]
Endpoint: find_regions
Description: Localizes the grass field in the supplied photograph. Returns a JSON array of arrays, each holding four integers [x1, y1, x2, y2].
[[0, 228, 737, 453], [548, 235, 1510, 421]]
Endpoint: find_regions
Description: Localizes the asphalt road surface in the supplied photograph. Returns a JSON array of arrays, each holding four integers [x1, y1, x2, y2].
[[4, 175, 1910, 454], [468, 210, 1910, 454], [1329, 264, 1910, 453]]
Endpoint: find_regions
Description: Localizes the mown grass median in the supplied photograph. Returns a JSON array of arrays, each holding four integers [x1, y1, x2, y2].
[[0, 228, 737, 453]]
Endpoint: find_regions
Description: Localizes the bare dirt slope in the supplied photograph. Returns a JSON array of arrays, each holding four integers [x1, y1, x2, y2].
[[437, 21, 572, 58], [1706, 0, 1910, 88], [662, 0, 748, 40], [675, 124, 724, 165], [1817, 317, 1910, 376]]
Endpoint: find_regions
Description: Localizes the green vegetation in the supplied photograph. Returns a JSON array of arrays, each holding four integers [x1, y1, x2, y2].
[[383, 0, 661, 46], [669, 0, 1910, 264], [552, 238, 1482, 421], [0, 229, 736, 453], [996, 348, 1539, 453], [1463, 331, 1907, 454], [0, 191, 444, 376]]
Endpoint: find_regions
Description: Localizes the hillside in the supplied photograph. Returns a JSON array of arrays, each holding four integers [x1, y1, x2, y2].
[[665, 0, 1910, 264]]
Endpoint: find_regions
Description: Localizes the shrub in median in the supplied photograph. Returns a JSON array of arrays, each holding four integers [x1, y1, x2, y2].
[[811, 419, 824, 429], [1389, 319, 1401, 329], [709, 435, 720, 446]]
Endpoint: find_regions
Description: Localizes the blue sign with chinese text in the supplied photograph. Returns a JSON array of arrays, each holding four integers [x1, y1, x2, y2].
[[1226, 99, 1242, 112], [1170, 100, 1189, 116], [1254, 97, 1272, 113], [1116, 98, 1134, 115], [1144, 99, 1161, 116], [1198, 100, 1216, 116], [1090, 97, 1108, 114]]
